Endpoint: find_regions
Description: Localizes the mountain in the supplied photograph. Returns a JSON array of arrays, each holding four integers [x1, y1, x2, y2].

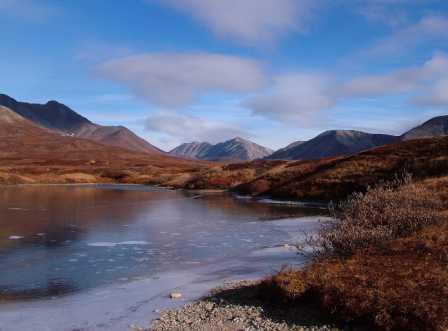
[[170, 137, 274, 162], [205, 137, 274, 161], [402, 115, 448, 141], [0, 94, 163, 155], [169, 142, 213, 159], [0, 105, 207, 185], [267, 130, 398, 160], [74, 123, 163, 154], [267, 141, 305, 160]]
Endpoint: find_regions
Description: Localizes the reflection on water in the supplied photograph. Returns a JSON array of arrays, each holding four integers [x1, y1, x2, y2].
[[0, 185, 324, 301]]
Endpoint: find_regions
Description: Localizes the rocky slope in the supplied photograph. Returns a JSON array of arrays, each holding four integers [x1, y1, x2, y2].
[[0, 94, 163, 154], [268, 130, 397, 160], [170, 137, 274, 162], [169, 142, 213, 159], [402, 115, 448, 140]]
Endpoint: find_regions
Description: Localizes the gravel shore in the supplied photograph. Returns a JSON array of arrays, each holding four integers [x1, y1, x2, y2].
[[147, 281, 341, 331]]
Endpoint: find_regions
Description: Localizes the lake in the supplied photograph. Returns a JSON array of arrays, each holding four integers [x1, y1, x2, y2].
[[0, 185, 326, 330]]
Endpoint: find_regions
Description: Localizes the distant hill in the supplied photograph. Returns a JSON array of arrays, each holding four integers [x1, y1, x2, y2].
[[170, 137, 273, 162], [268, 130, 398, 160], [0, 94, 163, 155], [402, 115, 448, 141], [179, 134, 448, 202], [267, 141, 305, 160]]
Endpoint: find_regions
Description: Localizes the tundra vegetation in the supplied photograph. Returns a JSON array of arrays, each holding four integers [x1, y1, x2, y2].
[[260, 175, 448, 330]]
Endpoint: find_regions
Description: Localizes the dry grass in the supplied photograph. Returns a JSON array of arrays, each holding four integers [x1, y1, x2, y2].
[[306, 175, 445, 257], [262, 226, 448, 330], [260, 177, 448, 331]]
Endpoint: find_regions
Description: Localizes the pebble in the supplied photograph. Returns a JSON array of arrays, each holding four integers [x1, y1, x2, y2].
[[169, 292, 183, 299], [150, 281, 341, 331]]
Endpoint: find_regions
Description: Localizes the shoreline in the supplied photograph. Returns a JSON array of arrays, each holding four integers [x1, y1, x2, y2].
[[149, 280, 339, 331]]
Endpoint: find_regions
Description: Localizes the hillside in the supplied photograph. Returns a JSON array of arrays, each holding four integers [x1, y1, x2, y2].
[[266, 140, 305, 160], [402, 115, 448, 140], [170, 137, 273, 162], [0, 106, 207, 185], [0, 94, 163, 155], [268, 130, 397, 160], [180, 136, 448, 201]]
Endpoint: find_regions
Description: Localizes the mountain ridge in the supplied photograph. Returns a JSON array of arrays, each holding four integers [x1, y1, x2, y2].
[[402, 115, 448, 140], [169, 137, 273, 161], [0, 94, 163, 155], [267, 130, 398, 160]]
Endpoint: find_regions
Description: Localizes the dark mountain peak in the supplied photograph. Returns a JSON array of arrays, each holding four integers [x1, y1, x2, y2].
[[0, 94, 163, 155], [402, 115, 448, 141], [0, 94, 91, 132], [267, 140, 305, 160], [45, 100, 61, 105], [268, 130, 397, 161]]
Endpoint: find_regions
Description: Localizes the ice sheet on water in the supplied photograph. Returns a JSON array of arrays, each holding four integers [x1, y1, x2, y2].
[[87, 241, 149, 247], [88, 242, 117, 247], [8, 235, 24, 240], [119, 241, 149, 246]]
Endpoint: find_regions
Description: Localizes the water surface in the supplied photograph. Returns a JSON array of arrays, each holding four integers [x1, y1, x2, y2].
[[0, 185, 324, 301]]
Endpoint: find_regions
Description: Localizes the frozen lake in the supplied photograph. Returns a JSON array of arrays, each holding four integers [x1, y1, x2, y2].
[[0, 185, 326, 330]]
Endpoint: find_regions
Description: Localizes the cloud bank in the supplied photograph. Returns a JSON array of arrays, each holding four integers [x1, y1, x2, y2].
[[243, 74, 336, 122], [97, 53, 266, 108], [158, 0, 318, 45], [145, 113, 250, 144]]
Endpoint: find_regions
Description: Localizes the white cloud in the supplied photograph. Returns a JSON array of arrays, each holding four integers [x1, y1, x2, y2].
[[97, 52, 267, 108], [158, 0, 318, 45], [243, 73, 337, 123], [144, 112, 251, 144], [243, 53, 448, 124], [413, 78, 448, 108], [362, 15, 448, 56], [341, 53, 448, 100]]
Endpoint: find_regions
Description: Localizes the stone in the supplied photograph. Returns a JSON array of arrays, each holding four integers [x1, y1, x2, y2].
[[169, 292, 182, 299]]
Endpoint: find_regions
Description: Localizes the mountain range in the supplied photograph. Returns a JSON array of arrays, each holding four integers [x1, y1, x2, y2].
[[170, 138, 274, 162], [1, 93, 447, 163], [0, 94, 163, 155]]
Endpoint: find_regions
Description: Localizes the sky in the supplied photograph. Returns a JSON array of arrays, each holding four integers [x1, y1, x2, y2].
[[1, 0, 448, 151]]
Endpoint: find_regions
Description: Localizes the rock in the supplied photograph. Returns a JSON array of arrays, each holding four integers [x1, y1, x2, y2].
[[169, 292, 182, 299]]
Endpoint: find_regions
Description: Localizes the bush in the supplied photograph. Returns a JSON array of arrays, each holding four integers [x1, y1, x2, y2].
[[308, 175, 445, 257]]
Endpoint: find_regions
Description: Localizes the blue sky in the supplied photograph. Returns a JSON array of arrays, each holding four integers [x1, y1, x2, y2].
[[1, 0, 448, 150]]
